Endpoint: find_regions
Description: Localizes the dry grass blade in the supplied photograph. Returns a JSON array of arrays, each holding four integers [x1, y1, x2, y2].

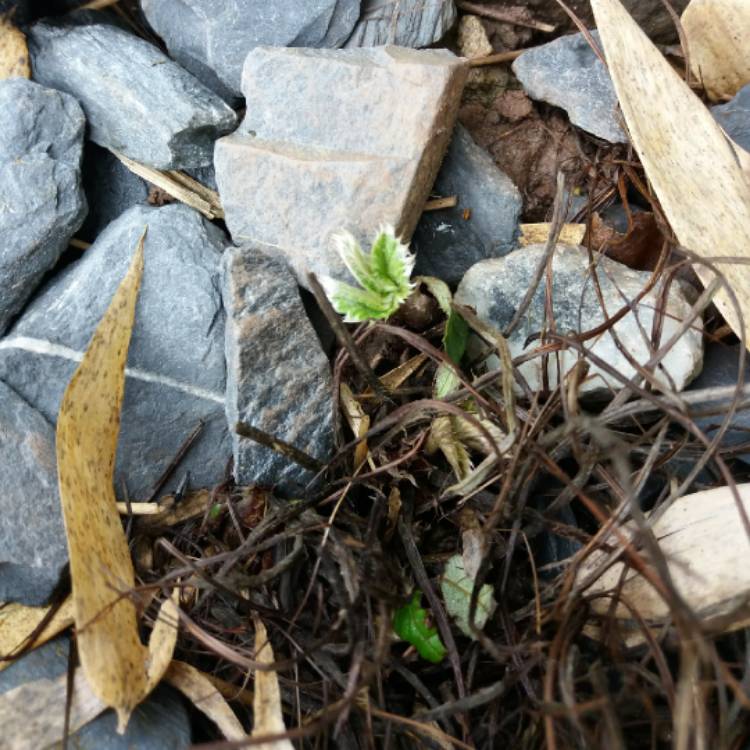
[[252, 617, 294, 749], [681, 0, 750, 101], [0, 598, 74, 671], [0, 669, 106, 749], [165, 661, 246, 740], [591, 0, 750, 344], [0, 15, 30, 79], [339, 383, 372, 470]]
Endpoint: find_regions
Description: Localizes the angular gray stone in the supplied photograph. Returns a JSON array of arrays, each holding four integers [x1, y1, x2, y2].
[[413, 124, 522, 285], [0, 78, 86, 335], [215, 45, 467, 288], [345, 0, 456, 48], [686, 342, 750, 463], [0, 381, 66, 605], [79, 143, 149, 243], [454, 243, 703, 396], [512, 30, 627, 144], [0, 204, 231, 500], [141, 0, 361, 99], [0, 637, 191, 748], [28, 13, 238, 169], [713, 83, 750, 152], [223, 246, 334, 495]]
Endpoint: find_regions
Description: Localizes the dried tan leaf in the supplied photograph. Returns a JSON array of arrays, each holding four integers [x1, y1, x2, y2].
[[519, 223, 586, 247], [56, 233, 179, 731], [0, 598, 74, 672], [426, 416, 472, 481], [0, 16, 30, 80], [252, 618, 294, 750], [591, 0, 750, 344], [0, 668, 106, 749], [578, 484, 750, 637], [378, 353, 428, 392], [165, 660, 246, 740], [682, 0, 750, 101], [339, 382, 372, 470]]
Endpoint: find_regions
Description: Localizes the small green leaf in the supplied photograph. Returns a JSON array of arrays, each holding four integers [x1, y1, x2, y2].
[[440, 555, 496, 638], [393, 592, 446, 663], [444, 310, 468, 365], [323, 226, 415, 323]]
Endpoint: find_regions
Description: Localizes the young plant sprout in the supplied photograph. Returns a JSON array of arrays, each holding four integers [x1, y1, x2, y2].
[[321, 225, 415, 323]]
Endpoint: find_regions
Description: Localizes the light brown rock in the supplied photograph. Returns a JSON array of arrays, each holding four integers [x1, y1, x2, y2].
[[214, 45, 467, 287]]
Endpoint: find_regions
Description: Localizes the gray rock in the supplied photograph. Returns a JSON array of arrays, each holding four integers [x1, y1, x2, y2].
[[0, 381, 66, 605], [454, 243, 703, 396], [345, 0, 456, 48], [512, 30, 627, 143], [79, 143, 149, 243], [713, 83, 750, 152], [223, 246, 334, 495], [0, 204, 231, 500], [0, 78, 86, 335], [141, 0, 361, 99], [686, 342, 750, 462], [215, 45, 467, 288], [28, 13, 238, 169], [0, 637, 191, 748], [412, 124, 522, 285]]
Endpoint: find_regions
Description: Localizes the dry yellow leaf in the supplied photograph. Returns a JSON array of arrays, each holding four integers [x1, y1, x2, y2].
[[682, 0, 750, 101], [578, 484, 750, 642], [165, 660, 246, 740], [0, 668, 106, 749], [0, 597, 74, 672], [252, 617, 294, 750], [519, 223, 586, 247], [591, 0, 750, 345], [339, 382, 372, 470], [56, 233, 179, 731], [0, 16, 30, 80]]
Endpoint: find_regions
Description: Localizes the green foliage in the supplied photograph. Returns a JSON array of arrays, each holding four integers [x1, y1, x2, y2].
[[440, 555, 496, 638], [392, 592, 446, 663], [322, 226, 415, 322]]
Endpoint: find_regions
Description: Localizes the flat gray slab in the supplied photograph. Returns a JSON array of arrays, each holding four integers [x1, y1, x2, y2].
[[413, 124, 522, 285], [215, 45, 467, 289], [223, 246, 334, 495], [455, 243, 704, 397], [713, 83, 750, 152], [0, 381, 66, 605], [28, 13, 237, 169], [512, 30, 627, 144], [142, 0, 360, 98], [0, 204, 231, 500], [0, 78, 86, 335], [345, 0, 457, 48]]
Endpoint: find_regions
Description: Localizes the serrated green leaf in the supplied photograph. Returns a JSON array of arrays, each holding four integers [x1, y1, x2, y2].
[[324, 226, 415, 323], [392, 592, 446, 663], [441, 555, 496, 638]]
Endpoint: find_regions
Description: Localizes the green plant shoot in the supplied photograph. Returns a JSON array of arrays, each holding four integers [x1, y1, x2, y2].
[[393, 592, 446, 663], [321, 226, 415, 322]]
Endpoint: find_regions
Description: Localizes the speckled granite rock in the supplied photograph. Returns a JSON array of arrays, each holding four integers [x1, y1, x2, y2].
[[0, 204, 231, 499], [345, 0, 456, 48], [223, 246, 334, 495], [28, 13, 237, 169], [413, 124, 521, 285], [215, 45, 467, 288], [512, 30, 627, 143], [455, 243, 703, 396], [141, 0, 361, 98], [0, 381, 66, 605], [0, 78, 86, 335], [713, 83, 750, 152]]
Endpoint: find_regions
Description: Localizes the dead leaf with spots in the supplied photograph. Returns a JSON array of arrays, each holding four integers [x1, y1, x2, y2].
[[591, 0, 750, 345], [682, 0, 750, 101], [56, 232, 179, 731], [165, 660, 246, 740], [252, 618, 294, 750], [0, 15, 30, 80], [0, 597, 74, 672]]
